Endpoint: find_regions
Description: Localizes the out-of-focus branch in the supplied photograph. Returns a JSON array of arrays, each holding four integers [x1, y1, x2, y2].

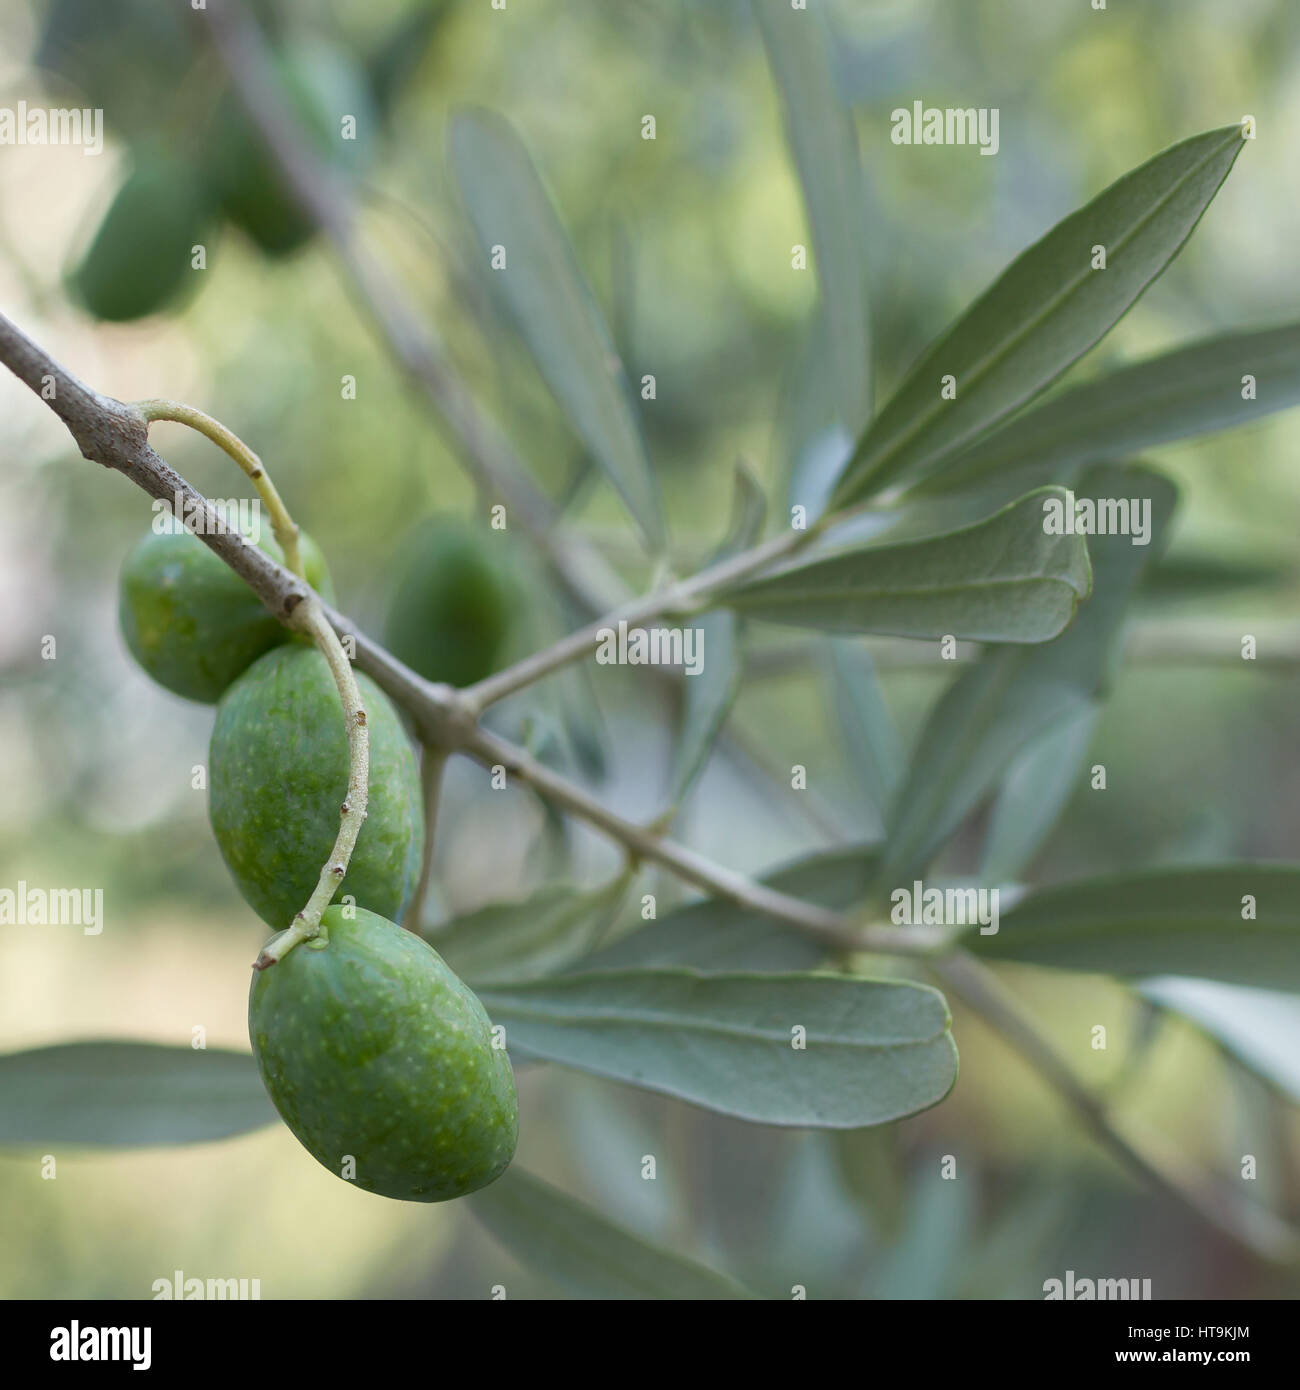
[[198, 0, 627, 620], [931, 953, 1300, 1267]]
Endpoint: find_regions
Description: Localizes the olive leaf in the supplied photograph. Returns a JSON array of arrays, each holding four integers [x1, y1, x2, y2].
[[477, 970, 958, 1127], [471, 1166, 758, 1299], [588, 843, 879, 973], [0, 1042, 274, 1148], [825, 638, 905, 829], [720, 487, 1091, 643], [877, 463, 1174, 886], [1139, 978, 1300, 1105], [979, 700, 1100, 885], [666, 461, 766, 808], [755, 0, 870, 432], [928, 321, 1300, 496], [969, 865, 1300, 991], [425, 873, 631, 985], [448, 107, 665, 552], [831, 125, 1247, 504]]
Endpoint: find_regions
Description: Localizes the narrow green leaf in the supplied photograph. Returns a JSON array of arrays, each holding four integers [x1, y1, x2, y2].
[[826, 639, 904, 824], [971, 866, 1300, 991], [471, 1165, 757, 1299], [478, 969, 958, 1127], [832, 125, 1246, 504], [666, 609, 740, 807], [1139, 548, 1294, 604], [1141, 978, 1300, 1104], [755, 0, 870, 431], [878, 464, 1174, 884], [425, 874, 630, 985], [588, 843, 879, 973], [930, 322, 1300, 495], [724, 487, 1091, 642], [0, 1042, 275, 1148], [666, 462, 766, 808], [449, 107, 664, 550], [831, 1124, 907, 1241], [980, 700, 1100, 884]]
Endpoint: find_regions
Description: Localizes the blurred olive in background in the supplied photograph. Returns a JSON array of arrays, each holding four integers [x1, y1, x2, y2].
[[68, 149, 214, 322], [205, 42, 375, 257], [383, 516, 518, 689]]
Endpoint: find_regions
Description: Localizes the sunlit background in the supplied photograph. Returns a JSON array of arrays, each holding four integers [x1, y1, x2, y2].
[[1, 0, 1298, 1298]]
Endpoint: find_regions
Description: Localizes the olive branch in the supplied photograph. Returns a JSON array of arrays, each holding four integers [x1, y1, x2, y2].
[[0, 309, 1293, 1265]]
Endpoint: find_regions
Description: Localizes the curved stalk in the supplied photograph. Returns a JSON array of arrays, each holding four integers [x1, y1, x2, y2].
[[133, 398, 304, 578], [253, 597, 370, 969]]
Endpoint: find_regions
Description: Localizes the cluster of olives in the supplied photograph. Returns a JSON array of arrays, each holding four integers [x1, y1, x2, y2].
[[69, 42, 373, 323], [118, 516, 518, 1201]]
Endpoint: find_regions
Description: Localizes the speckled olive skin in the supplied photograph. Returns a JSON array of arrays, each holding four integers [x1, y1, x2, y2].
[[119, 526, 333, 703], [250, 907, 518, 1202], [209, 646, 423, 928], [383, 517, 515, 688]]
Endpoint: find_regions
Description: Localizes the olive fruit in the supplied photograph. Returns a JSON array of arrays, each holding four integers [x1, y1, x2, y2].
[[383, 517, 515, 688], [206, 43, 373, 257], [70, 150, 213, 322], [119, 524, 333, 704], [209, 645, 423, 928], [249, 906, 517, 1202]]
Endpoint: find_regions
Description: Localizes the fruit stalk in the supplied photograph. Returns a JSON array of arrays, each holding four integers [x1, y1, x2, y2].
[[133, 398, 305, 579], [254, 595, 370, 969]]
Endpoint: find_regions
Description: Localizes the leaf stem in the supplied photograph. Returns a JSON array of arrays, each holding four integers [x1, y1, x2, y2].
[[253, 597, 370, 970], [133, 399, 304, 577], [462, 527, 817, 711]]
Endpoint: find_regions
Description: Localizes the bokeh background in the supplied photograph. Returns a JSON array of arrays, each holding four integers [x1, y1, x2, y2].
[[1, 0, 1298, 1298]]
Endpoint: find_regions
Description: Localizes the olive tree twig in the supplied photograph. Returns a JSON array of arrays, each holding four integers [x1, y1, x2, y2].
[[1, 309, 1292, 1265], [198, 0, 856, 847], [256, 595, 371, 970], [198, 0, 626, 621], [134, 398, 304, 577]]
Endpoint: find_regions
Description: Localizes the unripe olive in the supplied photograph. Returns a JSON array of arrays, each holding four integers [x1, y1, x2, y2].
[[383, 517, 516, 688], [206, 43, 373, 257], [118, 524, 332, 704], [69, 151, 213, 322], [249, 906, 517, 1202], [209, 645, 423, 928]]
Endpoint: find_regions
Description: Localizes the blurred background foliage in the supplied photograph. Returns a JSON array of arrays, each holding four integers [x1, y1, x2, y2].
[[0, 0, 1297, 1298]]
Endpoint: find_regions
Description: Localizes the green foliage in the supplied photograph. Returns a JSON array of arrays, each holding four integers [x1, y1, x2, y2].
[[472, 1166, 756, 1299], [383, 516, 516, 688], [878, 465, 1175, 885], [449, 107, 664, 551], [928, 322, 1300, 496], [0, 1042, 274, 1147], [754, 0, 870, 432], [476, 969, 958, 1126], [250, 907, 517, 1201], [831, 126, 1246, 503], [69, 150, 213, 322], [971, 866, 1300, 989], [205, 42, 374, 257], [209, 645, 424, 928], [119, 524, 332, 703], [724, 488, 1091, 642]]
